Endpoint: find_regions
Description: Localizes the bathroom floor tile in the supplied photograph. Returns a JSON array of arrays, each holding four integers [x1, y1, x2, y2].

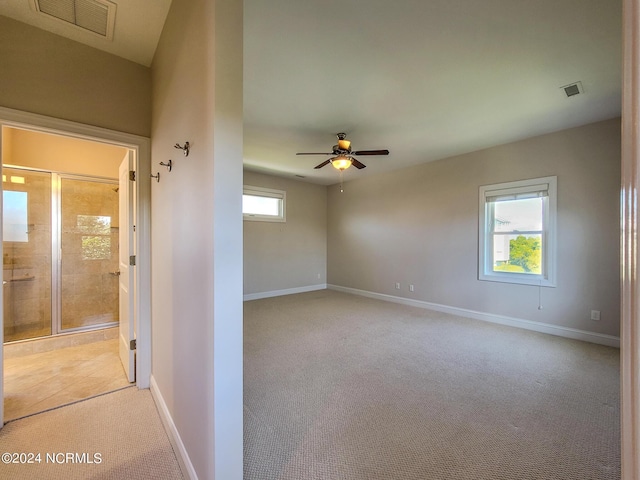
[[3, 338, 131, 421]]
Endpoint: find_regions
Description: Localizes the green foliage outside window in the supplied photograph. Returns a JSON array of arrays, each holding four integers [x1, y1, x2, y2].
[[494, 235, 541, 274]]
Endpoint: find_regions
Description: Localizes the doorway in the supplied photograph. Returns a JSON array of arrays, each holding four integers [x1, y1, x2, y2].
[[1, 122, 141, 422], [0, 107, 151, 427]]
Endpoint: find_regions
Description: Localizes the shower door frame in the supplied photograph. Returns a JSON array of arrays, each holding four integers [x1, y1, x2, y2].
[[2, 167, 121, 338], [0, 107, 152, 427], [55, 173, 121, 335]]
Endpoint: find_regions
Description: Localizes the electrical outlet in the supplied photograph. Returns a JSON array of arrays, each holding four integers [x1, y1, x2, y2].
[[395, 282, 400, 290], [590, 310, 601, 321], [317, 273, 321, 280], [409, 284, 414, 292]]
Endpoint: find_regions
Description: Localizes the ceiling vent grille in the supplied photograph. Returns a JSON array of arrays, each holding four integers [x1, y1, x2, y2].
[[31, 0, 116, 40], [561, 81, 584, 98]]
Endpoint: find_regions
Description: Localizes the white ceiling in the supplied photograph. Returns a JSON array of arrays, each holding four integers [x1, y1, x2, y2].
[[244, 0, 621, 184], [0, 0, 622, 185]]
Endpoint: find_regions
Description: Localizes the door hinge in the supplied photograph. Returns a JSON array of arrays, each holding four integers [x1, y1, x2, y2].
[[130, 339, 137, 350], [129, 255, 136, 266], [129, 170, 136, 181]]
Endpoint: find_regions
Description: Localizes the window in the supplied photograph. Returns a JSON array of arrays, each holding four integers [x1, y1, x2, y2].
[[479, 176, 557, 286], [3, 191, 29, 242], [77, 215, 112, 260], [243, 186, 286, 222]]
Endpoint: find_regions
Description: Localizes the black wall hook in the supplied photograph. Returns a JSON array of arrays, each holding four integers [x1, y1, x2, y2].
[[150, 172, 160, 182], [160, 159, 173, 171]]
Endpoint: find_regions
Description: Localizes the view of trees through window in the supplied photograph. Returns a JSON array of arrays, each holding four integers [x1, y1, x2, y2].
[[491, 197, 543, 275], [493, 235, 542, 274], [77, 215, 111, 260]]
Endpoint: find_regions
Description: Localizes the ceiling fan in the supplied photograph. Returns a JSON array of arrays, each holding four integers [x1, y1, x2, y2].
[[296, 133, 390, 171]]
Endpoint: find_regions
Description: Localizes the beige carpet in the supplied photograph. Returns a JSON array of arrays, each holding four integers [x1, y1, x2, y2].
[[0, 386, 184, 479], [244, 290, 620, 480]]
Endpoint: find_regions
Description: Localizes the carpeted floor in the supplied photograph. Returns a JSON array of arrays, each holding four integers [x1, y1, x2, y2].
[[244, 290, 620, 480], [0, 386, 184, 479]]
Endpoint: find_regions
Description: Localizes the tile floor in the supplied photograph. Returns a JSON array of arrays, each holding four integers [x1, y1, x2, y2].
[[3, 336, 131, 421]]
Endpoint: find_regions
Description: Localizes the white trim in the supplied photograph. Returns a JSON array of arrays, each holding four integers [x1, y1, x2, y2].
[[621, 0, 640, 476], [243, 283, 327, 301], [150, 376, 197, 480], [0, 106, 152, 391], [327, 284, 620, 348]]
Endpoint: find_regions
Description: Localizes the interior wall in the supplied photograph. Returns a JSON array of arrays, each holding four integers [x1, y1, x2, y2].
[[2, 127, 124, 178], [328, 118, 621, 337], [0, 16, 151, 137], [151, 0, 243, 478], [243, 171, 327, 296]]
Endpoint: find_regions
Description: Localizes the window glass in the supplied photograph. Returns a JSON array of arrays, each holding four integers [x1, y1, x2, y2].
[[243, 186, 286, 222], [493, 198, 542, 232], [243, 195, 281, 217], [77, 216, 111, 259], [3, 191, 29, 242], [492, 197, 543, 275]]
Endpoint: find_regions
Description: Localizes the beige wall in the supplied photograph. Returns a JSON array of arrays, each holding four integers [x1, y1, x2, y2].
[[328, 118, 621, 337], [3, 127, 124, 178], [151, 0, 243, 478], [0, 16, 151, 137], [243, 171, 327, 296]]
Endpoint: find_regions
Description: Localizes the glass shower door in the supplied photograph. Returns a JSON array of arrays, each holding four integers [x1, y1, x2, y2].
[[59, 177, 119, 331], [2, 168, 52, 342]]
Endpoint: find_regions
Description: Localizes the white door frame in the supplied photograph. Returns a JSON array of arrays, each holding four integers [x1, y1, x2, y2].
[[621, 0, 640, 477], [0, 106, 151, 426], [118, 151, 136, 382]]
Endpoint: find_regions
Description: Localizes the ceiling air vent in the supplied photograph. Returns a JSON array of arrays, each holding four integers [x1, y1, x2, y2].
[[561, 81, 584, 98], [31, 0, 116, 40]]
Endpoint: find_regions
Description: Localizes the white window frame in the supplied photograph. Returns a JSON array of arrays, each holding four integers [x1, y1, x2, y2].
[[243, 185, 286, 222], [478, 176, 557, 287]]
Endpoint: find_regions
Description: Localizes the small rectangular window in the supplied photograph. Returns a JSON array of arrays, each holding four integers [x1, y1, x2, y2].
[[479, 176, 557, 286], [77, 215, 112, 260], [243, 186, 286, 222], [3, 191, 29, 242]]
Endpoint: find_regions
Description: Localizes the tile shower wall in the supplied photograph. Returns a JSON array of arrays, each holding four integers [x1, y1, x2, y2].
[[60, 178, 119, 330], [3, 170, 119, 342], [3, 169, 52, 342]]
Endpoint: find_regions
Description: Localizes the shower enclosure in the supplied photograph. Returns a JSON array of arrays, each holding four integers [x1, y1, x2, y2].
[[3, 166, 119, 343]]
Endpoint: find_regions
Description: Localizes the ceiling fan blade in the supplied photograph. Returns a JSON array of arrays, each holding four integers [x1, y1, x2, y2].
[[351, 158, 367, 169], [296, 152, 334, 155], [353, 149, 390, 156], [314, 159, 331, 169]]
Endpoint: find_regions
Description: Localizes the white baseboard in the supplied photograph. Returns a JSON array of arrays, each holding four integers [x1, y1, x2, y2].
[[243, 283, 327, 301], [150, 375, 198, 480], [327, 284, 620, 348]]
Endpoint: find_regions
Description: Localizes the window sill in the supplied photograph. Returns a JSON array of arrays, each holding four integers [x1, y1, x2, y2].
[[479, 272, 556, 287], [243, 215, 286, 223]]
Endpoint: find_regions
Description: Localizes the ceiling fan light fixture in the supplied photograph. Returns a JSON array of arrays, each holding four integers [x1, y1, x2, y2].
[[331, 155, 352, 171], [337, 139, 351, 150]]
